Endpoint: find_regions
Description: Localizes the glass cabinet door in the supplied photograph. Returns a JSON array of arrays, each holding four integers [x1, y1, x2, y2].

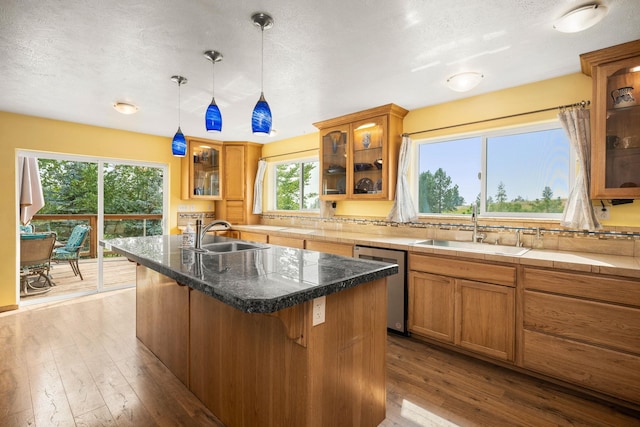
[[597, 58, 640, 198], [320, 126, 349, 198], [183, 139, 222, 200], [351, 116, 387, 198]]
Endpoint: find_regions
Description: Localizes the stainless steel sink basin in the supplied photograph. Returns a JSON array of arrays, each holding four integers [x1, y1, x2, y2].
[[414, 239, 530, 256], [186, 241, 269, 254]]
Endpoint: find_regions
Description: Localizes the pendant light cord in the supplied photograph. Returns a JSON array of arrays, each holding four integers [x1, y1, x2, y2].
[[260, 26, 264, 93], [177, 80, 181, 126]]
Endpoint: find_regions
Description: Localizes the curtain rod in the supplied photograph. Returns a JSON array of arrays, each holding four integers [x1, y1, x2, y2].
[[403, 100, 590, 137], [260, 147, 318, 161]]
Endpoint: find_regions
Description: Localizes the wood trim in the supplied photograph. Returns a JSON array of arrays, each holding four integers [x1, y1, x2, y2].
[[580, 39, 640, 76], [0, 304, 18, 313], [313, 103, 408, 130]]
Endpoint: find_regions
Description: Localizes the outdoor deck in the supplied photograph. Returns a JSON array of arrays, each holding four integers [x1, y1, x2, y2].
[[21, 256, 136, 303]]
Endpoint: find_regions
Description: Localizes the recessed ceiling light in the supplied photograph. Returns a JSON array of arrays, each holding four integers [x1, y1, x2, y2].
[[113, 102, 138, 114], [553, 4, 608, 33], [446, 72, 484, 92]]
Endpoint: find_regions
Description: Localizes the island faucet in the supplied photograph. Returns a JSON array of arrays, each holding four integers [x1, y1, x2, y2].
[[195, 219, 232, 250]]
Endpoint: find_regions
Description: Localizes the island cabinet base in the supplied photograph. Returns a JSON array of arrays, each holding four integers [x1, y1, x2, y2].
[[189, 278, 387, 427], [136, 265, 387, 427]]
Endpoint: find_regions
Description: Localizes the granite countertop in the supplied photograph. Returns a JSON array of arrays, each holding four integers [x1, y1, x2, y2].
[[231, 225, 640, 279], [101, 235, 398, 313]]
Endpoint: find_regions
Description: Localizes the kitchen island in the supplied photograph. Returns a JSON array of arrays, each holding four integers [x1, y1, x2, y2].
[[103, 234, 397, 427]]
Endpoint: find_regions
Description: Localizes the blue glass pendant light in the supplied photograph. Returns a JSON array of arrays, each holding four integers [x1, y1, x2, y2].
[[204, 50, 223, 132], [251, 12, 274, 135], [171, 75, 188, 157]]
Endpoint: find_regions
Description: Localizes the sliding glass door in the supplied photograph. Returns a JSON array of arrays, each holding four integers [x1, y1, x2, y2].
[[18, 151, 167, 304]]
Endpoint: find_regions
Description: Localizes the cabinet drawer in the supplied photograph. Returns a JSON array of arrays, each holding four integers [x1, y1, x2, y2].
[[524, 290, 640, 355], [523, 267, 640, 307], [409, 253, 515, 287], [268, 235, 304, 249], [523, 330, 640, 404], [240, 231, 268, 243], [305, 240, 353, 257]]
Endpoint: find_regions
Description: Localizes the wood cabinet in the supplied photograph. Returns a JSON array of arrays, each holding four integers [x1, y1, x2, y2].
[[313, 104, 408, 201], [304, 240, 353, 257], [408, 253, 516, 362], [136, 264, 190, 385], [521, 267, 640, 405], [214, 142, 262, 225], [239, 231, 269, 243], [580, 39, 640, 199], [181, 138, 223, 200]]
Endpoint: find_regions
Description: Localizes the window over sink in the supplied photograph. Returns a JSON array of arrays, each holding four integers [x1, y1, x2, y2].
[[414, 122, 575, 218]]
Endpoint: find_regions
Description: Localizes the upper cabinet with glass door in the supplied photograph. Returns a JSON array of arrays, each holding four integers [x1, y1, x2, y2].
[[181, 138, 223, 200], [581, 39, 640, 199], [314, 104, 408, 201]]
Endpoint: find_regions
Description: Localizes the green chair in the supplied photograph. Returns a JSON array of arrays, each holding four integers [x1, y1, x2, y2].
[[52, 225, 91, 280]]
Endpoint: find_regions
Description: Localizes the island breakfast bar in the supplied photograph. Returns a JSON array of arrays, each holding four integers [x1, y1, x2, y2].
[[103, 235, 398, 427]]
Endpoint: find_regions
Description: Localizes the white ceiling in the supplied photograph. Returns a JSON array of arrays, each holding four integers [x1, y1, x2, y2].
[[1, 1, 639, 144]]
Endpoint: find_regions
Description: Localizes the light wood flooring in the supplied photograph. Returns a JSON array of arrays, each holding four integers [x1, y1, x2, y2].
[[1, 289, 639, 426], [20, 257, 136, 303]]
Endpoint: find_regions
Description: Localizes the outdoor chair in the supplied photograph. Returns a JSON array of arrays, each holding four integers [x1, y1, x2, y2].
[[52, 225, 91, 280], [20, 232, 56, 296]]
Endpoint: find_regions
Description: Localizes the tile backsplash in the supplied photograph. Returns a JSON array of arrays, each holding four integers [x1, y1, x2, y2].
[[259, 213, 640, 257]]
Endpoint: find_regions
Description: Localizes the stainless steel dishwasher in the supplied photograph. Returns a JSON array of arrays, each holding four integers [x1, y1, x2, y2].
[[353, 245, 407, 335]]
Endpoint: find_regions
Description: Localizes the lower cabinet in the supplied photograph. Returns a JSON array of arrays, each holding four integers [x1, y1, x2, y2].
[[239, 231, 269, 243], [268, 235, 305, 249], [408, 253, 516, 362], [522, 267, 640, 404], [136, 265, 190, 386], [304, 240, 354, 257]]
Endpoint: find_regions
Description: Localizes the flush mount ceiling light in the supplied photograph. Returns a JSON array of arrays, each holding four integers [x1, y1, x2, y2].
[[113, 102, 138, 114], [251, 12, 274, 135], [553, 4, 608, 33], [204, 50, 223, 132], [171, 75, 188, 157], [446, 72, 484, 92]]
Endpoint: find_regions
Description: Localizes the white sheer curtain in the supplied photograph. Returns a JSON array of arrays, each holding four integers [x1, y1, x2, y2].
[[559, 108, 601, 230], [19, 156, 45, 225], [387, 135, 418, 223], [252, 160, 268, 214]]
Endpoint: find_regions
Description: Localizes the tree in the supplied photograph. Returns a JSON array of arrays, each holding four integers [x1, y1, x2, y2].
[[419, 168, 464, 213], [276, 162, 318, 210]]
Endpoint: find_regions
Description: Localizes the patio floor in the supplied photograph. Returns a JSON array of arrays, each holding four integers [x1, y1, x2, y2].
[[20, 256, 136, 302]]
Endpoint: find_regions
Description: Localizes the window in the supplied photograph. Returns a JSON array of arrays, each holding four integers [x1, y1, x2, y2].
[[416, 123, 573, 217], [273, 159, 320, 211]]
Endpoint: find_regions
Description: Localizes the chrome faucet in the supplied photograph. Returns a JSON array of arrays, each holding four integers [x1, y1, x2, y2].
[[471, 205, 486, 243], [515, 229, 522, 247], [195, 219, 232, 250]]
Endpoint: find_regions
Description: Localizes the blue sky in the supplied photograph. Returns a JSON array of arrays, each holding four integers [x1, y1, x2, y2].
[[417, 128, 570, 205]]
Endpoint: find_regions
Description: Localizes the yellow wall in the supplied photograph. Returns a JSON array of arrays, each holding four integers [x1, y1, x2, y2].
[[1, 111, 213, 308], [262, 72, 639, 224]]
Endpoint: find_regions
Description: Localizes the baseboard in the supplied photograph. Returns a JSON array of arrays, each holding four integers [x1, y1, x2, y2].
[[0, 304, 19, 313]]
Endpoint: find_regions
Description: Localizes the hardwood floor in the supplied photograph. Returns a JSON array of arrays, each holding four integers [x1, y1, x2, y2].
[[1, 289, 638, 426], [20, 257, 136, 303]]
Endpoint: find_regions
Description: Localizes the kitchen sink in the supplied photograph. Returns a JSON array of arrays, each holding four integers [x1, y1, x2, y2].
[[414, 239, 530, 256], [186, 241, 269, 254]]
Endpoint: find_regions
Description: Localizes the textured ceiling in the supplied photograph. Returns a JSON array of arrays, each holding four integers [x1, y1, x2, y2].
[[1, 0, 639, 144]]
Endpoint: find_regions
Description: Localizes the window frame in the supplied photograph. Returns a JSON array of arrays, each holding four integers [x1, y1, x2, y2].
[[269, 156, 320, 212], [413, 121, 575, 219]]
